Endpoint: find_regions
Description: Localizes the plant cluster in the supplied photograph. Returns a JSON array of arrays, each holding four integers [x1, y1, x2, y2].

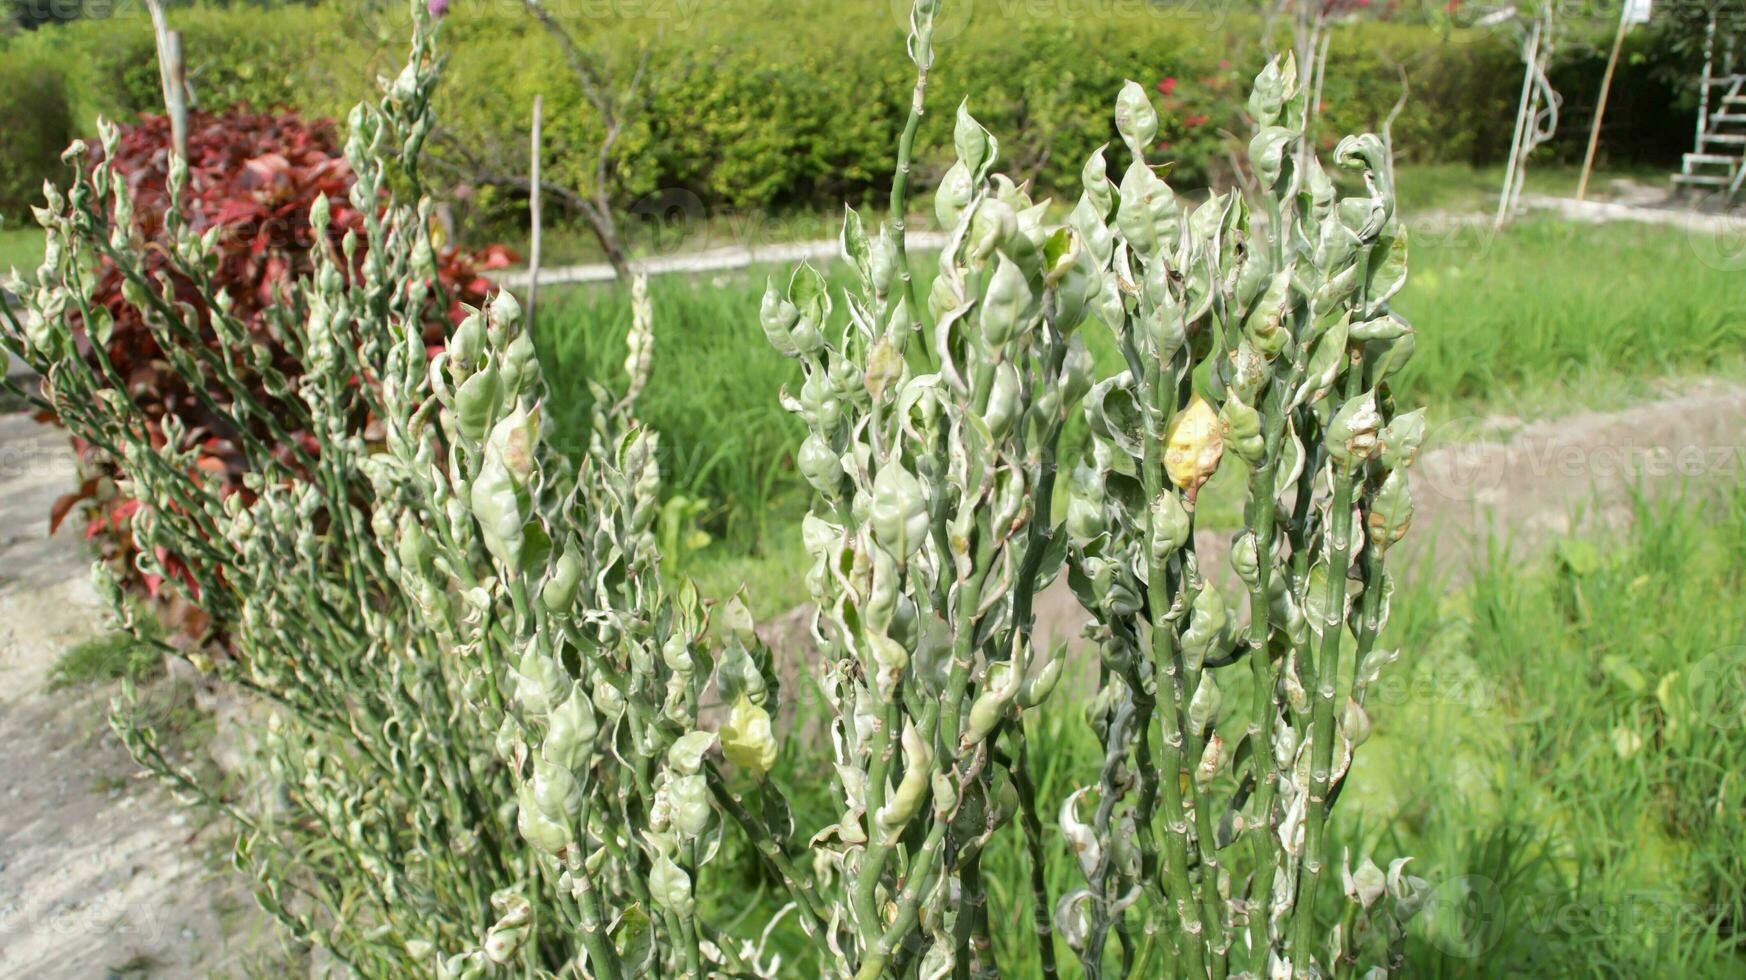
[[3, 12, 804, 975], [25, 105, 512, 633], [3, 1, 1435, 976], [758, 0, 1430, 965]]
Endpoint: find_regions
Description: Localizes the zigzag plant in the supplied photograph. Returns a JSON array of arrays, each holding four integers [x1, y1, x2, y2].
[[2, 0, 1429, 975]]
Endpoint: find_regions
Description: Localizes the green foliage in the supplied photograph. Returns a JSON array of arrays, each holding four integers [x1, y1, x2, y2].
[[759, 14, 1429, 965], [1354, 486, 1746, 976], [6, 15, 652, 974], [5, 5, 375, 127], [0, 52, 72, 222], [12, 1, 1735, 976], [50, 627, 162, 690], [0, 1, 1691, 238], [4, 12, 834, 975], [18, 105, 505, 634]]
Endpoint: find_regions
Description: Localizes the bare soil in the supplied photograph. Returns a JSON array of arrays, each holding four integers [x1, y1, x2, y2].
[[0, 413, 270, 979]]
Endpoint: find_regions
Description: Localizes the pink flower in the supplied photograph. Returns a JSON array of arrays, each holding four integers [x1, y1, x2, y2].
[[428, 0, 449, 18], [1184, 113, 1209, 129], [1157, 77, 1178, 97]]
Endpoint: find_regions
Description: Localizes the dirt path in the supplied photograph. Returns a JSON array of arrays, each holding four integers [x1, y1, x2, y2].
[[0, 412, 267, 979], [492, 184, 1721, 291], [961, 378, 1746, 653], [494, 231, 953, 288]]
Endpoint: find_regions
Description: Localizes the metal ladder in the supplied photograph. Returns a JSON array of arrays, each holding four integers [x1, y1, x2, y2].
[[1674, 13, 1746, 199]]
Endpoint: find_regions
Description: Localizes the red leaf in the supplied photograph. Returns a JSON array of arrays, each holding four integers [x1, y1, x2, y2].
[[54, 106, 509, 643], [49, 492, 81, 535]]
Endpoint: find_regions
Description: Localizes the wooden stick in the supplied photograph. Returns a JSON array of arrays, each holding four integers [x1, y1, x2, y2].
[[528, 95, 544, 333], [1576, 11, 1631, 201], [1496, 20, 1542, 231], [143, 0, 188, 159]]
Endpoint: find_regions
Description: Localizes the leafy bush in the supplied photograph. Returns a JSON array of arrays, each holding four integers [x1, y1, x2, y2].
[[753, 0, 1430, 958], [6, 11, 810, 973], [8, 3, 1430, 976], [25, 106, 511, 632], [1, 2, 1690, 240], [0, 53, 73, 222]]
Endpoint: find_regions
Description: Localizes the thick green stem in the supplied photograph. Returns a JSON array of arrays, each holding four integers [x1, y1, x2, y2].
[[1244, 382, 1290, 971], [1290, 358, 1364, 975], [704, 764, 830, 938], [853, 697, 904, 954], [1139, 358, 1211, 979], [854, 819, 949, 980]]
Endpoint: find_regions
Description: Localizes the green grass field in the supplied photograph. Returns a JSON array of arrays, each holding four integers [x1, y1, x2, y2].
[[1396, 218, 1746, 417], [1349, 485, 1746, 976]]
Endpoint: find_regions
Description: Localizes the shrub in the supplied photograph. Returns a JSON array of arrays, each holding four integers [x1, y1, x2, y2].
[[0, 53, 73, 222], [758, 1, 1430, 961], [22, 106, 511, 633], [6, 12, 798, 974], [0, 2, 1690, 240], [5, 3, 1431, 976]]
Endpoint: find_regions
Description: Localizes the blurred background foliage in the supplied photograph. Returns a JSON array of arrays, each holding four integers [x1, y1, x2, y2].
[[0, 0, 1703, 228]]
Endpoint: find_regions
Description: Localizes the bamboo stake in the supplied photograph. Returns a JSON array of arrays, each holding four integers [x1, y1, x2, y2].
[[528, 94, 544, 333], [142, 0, 188, 160], [1577, 12, 1631, 201], [1496, 20, 1542, 231]]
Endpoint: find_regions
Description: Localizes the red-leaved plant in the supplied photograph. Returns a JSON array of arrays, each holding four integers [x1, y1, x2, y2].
[[39, 108, 513, 638]]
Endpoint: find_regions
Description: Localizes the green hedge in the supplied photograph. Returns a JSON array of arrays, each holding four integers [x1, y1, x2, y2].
[[0, 52, 73, 222], [2, 1, 1692, 228]]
